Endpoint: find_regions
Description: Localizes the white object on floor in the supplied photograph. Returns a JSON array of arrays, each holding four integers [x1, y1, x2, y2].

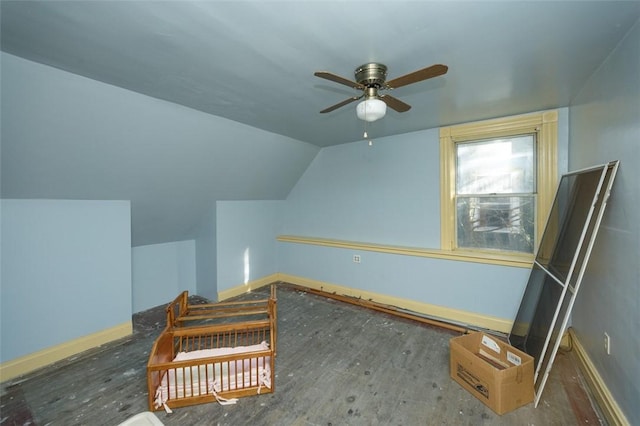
[[117, 411, 164, 426]]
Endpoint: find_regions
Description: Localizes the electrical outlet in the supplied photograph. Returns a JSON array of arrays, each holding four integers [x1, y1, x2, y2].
[[604, 332, 611, 355], [353, 254, 361, 263]]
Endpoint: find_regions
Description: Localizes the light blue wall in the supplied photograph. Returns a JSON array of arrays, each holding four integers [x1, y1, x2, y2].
[[568, 19, 640, 424], [194, 203, 217, 301], [131, 240, 196, 313], [280, 120, 568, 320], [278, 243, 528, 319], [557, 107, 570, 177], [0, 52, 319, 247], [0, 199, 131, 363], [283, 130, 441, 247], [216, 200, 283, 292]]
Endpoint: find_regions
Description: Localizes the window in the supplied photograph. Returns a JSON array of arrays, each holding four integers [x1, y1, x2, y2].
[[456, 135, 536, 253], [440, 111, 558, 263]]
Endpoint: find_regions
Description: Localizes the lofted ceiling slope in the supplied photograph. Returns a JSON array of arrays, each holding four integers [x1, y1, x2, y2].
[[3, 1, 639, 147], [1, 1, 639, 246]]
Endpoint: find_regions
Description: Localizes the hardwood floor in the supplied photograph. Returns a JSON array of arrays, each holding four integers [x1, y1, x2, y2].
[[1, 283, 604, 425]]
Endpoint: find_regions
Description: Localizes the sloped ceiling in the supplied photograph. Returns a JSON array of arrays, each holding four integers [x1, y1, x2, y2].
[[1, 1, 639, 246]]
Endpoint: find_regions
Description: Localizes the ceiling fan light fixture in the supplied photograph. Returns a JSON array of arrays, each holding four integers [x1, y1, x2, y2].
[[356, 98, 386, 122]]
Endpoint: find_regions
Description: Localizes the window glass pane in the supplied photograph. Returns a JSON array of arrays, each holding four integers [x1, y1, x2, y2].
[[456, 135, 535, 195], [456, 195, 535, 253]]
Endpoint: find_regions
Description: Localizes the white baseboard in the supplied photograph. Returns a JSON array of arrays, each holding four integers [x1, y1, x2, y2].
[[0, 321, 132, 383], [569, 328, 630, 426]]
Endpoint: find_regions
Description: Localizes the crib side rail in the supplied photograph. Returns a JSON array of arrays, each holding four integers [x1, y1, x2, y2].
[[174, 322, 271, 352], [188, 297, 271, 309], [147, 329, 176, 410], [147, 347, 274, 411], [170, 319, 270, 336], [269, 289, 277, 358], [177, 304, 270, 322], [147, 329, 176, 365], [165, 291, 189, 328], [147, 322, 275, 411], [172, 298, 270, 327], [167, 285, 278, 327], [150, 348, 272, 369]]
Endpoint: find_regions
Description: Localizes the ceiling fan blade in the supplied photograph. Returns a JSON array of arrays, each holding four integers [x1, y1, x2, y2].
[[380, 94, 411, 112], [385, 64, 448, 89], [320, 96, 362, 113], [314, 71, 365, 90]]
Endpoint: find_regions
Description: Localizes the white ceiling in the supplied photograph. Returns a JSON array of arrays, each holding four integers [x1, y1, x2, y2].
[[2, 1, 639, 246], [3, 1, 639, 147]]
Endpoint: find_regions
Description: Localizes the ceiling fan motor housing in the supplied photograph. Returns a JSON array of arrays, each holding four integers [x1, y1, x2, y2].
[[355, 63, 387, 88]]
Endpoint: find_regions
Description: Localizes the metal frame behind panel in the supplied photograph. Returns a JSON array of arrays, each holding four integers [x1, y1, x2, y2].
[[508, 160, 619, 406]]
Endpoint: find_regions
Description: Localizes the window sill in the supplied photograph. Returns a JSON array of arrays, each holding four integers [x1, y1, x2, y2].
[[277, 235, 533, 268]]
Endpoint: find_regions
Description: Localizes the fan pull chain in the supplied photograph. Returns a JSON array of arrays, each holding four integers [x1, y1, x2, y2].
[[363, 103, 373, 146], [363, 112, 368, 139], [363, 127, 373, 147], [363, 124, 373, 147]]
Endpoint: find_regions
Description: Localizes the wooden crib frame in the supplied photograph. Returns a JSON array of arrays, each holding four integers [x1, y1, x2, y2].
[[147, 285, 277, 411]]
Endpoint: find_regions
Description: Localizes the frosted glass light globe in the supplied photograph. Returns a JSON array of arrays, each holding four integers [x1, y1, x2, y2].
[[356, 98, 387, 122]]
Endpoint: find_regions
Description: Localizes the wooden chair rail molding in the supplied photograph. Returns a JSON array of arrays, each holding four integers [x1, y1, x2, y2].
[[277, 235, 533, 268]]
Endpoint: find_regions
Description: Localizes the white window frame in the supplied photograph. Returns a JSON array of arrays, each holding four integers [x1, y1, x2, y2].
[[440, 111, 558, 266]]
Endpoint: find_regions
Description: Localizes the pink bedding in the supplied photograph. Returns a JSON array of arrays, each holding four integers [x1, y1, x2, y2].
[[154, 341, 271, 409]]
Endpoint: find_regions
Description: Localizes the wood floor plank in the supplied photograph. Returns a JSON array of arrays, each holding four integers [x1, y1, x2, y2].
[[0, 283, 605, 425]]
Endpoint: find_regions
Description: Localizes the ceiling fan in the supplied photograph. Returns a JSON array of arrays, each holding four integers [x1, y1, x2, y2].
[[314, 63, 448, 122]]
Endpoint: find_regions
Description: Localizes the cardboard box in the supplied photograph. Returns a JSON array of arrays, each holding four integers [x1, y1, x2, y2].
[[450, 332, 534, 415]]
